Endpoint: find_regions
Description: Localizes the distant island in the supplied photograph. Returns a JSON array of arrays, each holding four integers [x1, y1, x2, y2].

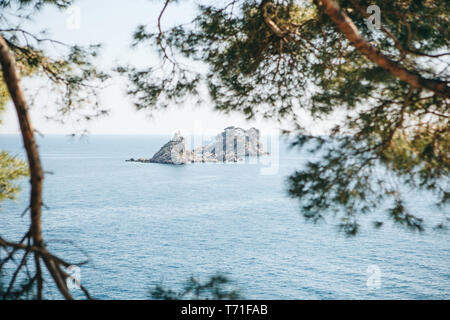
[[126, 127, 268, 164]]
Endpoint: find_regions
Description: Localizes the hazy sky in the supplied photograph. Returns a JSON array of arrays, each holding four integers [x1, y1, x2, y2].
[[0, 0, 333, 135]]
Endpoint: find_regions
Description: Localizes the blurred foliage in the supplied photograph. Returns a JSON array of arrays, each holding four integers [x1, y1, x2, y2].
[[0, 71, 27, 205], [0, 0, 109, 206], [124, 0, 449, 234], [150, 274, 241, 300], [0, 75, 9, 118], [0, 151, 28, 204], [0, 0, 110, 123]]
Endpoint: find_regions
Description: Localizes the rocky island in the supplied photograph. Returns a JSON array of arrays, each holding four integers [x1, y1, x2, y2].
[[126, 127, 268, 164]]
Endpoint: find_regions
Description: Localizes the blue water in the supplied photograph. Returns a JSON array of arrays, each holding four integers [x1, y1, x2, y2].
[[0, 134, 449, 299]]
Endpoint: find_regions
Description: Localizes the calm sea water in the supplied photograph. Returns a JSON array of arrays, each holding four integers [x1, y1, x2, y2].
[[0, 134, 448, 299]]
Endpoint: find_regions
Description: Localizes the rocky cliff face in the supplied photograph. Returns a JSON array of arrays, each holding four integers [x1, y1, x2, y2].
[[127, 127, 268, 164], [148, 131, 191, 164], [191, 126, 267, 162]]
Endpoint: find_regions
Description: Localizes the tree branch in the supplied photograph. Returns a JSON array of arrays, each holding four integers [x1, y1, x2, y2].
[[0, 34, 74, 300], [319, 0, 450, 98], [261, 2, 286, 38]]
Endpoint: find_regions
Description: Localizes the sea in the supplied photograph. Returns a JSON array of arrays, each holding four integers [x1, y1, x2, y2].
[[0, 134, 448, 299]]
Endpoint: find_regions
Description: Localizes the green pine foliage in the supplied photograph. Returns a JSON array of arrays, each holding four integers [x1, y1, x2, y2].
[[151, 274, 241, 300], [0, 151, 28, 204]]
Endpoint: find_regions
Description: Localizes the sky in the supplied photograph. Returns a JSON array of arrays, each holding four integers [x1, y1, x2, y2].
[[0, 0, 334, 135]]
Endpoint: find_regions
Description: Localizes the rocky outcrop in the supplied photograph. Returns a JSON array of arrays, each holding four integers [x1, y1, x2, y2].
[[127, 127, 268, 164], [190, 126, 267, 163], [149, 131, 191, 164]]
